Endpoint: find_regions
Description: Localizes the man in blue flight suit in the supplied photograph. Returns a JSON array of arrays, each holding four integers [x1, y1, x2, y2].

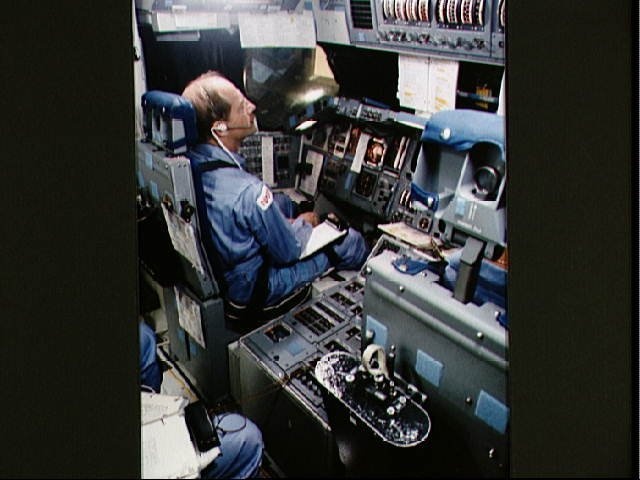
[[181, 71, 369, 322], [140, 320, 264, 478]]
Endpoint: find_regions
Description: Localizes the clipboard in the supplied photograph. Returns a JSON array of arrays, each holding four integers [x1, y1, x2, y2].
[[300, 219, 347, 259]]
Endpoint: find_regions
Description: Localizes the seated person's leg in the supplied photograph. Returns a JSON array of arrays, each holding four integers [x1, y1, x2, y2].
[[265, 228, 370, 306], [139, 320, 162, 393], [200, 413, 264, 479], [265, 253, 330, 306], [330, 228, 369, 271]]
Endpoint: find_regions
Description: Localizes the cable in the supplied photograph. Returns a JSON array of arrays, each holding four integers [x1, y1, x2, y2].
[[141, 384, 158, 394], [213, 412, 248, 434], [210, 128, 244, 171]]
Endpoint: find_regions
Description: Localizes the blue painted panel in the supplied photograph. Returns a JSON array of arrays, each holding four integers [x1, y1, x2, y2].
[[475, 390, 509, 434], [415, 349, 444, 387], [365, 315, 388, 349]]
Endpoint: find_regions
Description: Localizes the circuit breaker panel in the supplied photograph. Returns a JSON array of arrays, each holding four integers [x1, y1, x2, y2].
[[344, 0, 506, 64]]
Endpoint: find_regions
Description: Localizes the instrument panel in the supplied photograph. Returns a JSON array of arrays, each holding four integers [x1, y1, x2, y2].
[[491, 0, 505, 60], [239, 132, 300, 189], [295, 97, 425, 223], [344, 0, 504, 64]]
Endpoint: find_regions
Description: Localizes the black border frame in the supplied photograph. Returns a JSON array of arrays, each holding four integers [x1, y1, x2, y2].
[[1, 0, 635, 476]]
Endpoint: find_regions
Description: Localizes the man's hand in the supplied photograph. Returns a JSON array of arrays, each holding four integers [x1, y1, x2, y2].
[[296, 211, 320, 227]]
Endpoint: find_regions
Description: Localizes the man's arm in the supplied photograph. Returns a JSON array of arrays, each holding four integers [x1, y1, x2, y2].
[[241, 183, 308, 265]]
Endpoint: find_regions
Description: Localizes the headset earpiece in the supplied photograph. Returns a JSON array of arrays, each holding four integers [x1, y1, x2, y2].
[[212, 122, 228, 133]]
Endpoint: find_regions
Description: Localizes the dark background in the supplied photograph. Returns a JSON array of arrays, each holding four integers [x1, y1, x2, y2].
[[0, 0, 636, 477]]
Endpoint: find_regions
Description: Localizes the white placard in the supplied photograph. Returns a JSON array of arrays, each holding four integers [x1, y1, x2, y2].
[[397, 55, 431, 112], [161, 203, 205, 276], [398, 56, 459, 114], [393, 136, 408, 170], [174, 288, 206, 349], [141, 393, 198, 479], [152, 10, 230, 32], [261, 136, 275, 187], [312, 0, 350, 45], [239, 11, 316, 48], [427, 58, 459, 113], [298, 149, 324, 196], [351, 132, 371, 174]]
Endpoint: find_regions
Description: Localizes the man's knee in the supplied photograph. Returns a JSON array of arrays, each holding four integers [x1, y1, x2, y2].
[[220, 413, 263, 451], [202, 413, 263, 478], [332, 228, 369, 270]]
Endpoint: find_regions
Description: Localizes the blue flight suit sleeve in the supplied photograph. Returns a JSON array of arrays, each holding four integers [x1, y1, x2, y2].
[[290, 217, 313, 247], [236, 182, 307, 265]]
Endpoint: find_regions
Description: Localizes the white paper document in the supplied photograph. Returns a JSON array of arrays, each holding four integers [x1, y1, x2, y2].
[[397, 56, 459, 114], [141, 392, 188, 425], [426, 58, 459, 113], [300, 221, 347, 259], [398, 55, 431, 112], [239, 11, 316, 48], [174, 288, 206, 349], [161, 203, 206, 276], [141, 392, 198, 479], [378, 222, 434, 249]]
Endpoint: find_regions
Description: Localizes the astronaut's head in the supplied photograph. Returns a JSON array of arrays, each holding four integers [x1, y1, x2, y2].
[[182, 71, 258, 151]]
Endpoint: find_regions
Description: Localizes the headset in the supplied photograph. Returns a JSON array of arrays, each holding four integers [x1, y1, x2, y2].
[[209, 127, 243, 170], [210, 119, 258, 170], [211, 121, 255, 133]]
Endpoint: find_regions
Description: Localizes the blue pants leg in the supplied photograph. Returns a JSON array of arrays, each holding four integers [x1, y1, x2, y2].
[[139, 321, 162, 393], [200, 413, 264, 479]]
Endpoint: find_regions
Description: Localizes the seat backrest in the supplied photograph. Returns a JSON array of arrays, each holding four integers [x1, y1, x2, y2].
[[136, 90, 219, 300], [141, 90, 198, 155]]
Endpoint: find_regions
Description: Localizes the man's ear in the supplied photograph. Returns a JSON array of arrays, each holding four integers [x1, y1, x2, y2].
[[211, 121, 228, 133]]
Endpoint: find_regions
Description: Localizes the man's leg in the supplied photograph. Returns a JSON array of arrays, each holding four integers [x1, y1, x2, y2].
[[139, 320, 162, 393], [265, 228, 369, 305], [200, 413, 264, 479]]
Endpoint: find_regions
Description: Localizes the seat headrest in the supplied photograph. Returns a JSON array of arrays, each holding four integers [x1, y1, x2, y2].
[[421, 109, 505, 162], [141, 91, 198, 154]]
